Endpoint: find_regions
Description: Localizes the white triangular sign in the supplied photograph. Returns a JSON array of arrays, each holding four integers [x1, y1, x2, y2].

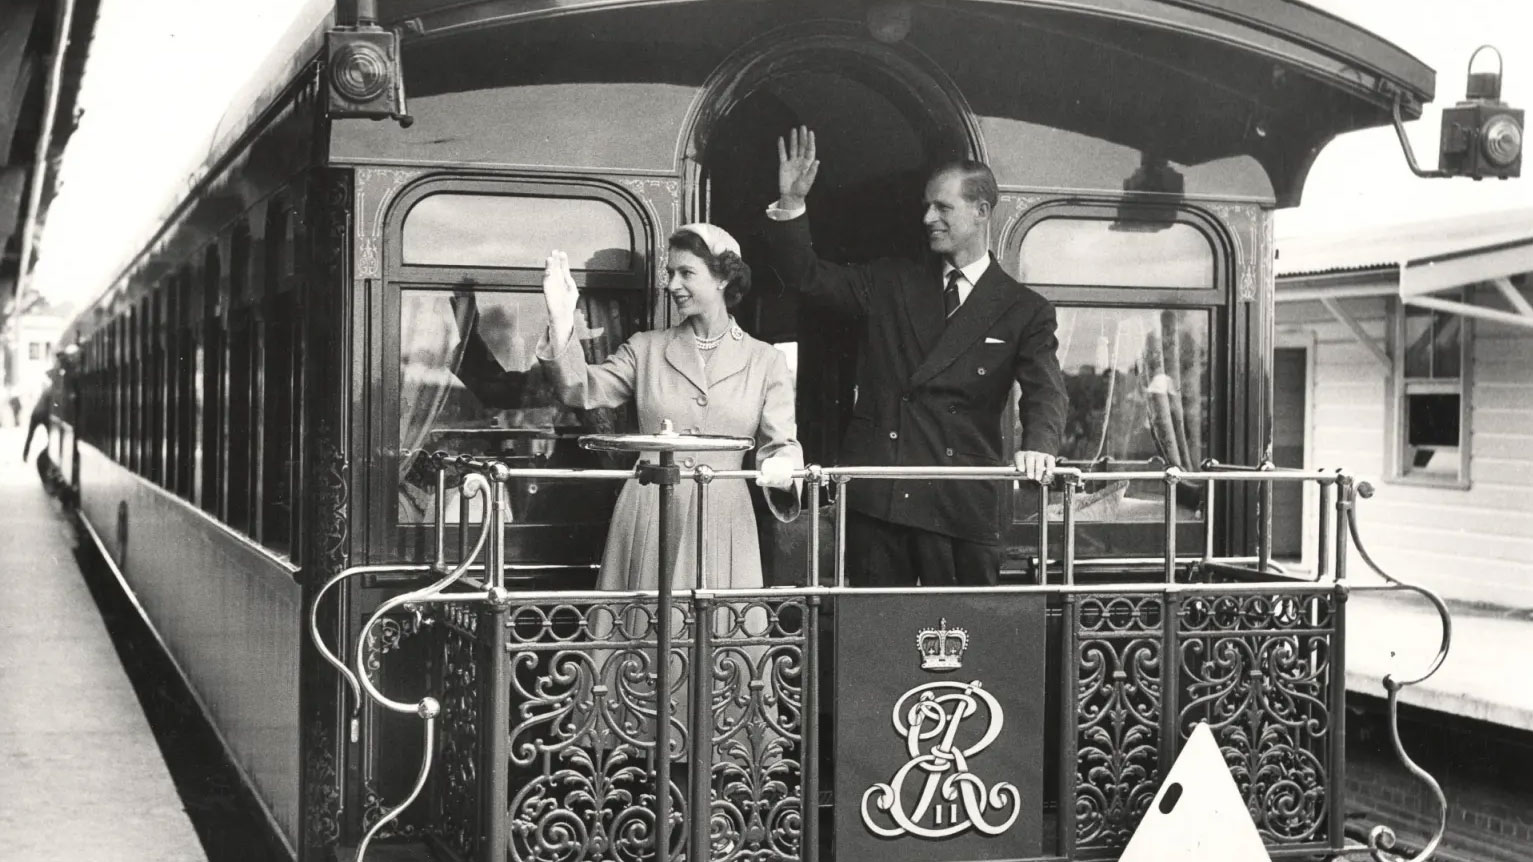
[[1118, 721, 1273, 861]]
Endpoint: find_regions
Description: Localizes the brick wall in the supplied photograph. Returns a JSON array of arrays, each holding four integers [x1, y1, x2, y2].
[[1345, 695, 1533, 861]]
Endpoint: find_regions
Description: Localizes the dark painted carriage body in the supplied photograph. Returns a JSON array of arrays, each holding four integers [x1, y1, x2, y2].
[[47, 1, 1434, 860]]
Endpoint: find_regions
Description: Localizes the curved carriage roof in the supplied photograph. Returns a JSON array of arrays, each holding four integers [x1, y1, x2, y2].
[[377, 0, 1434, 106]]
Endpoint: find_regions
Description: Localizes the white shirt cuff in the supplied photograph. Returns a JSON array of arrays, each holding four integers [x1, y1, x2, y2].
[[766, 200, 807, 221]]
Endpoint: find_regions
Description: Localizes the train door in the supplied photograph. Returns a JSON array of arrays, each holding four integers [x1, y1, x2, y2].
[[694, 38, 975, 466], [692, 38, 975, 581], [1272, 342, 1312, 562]]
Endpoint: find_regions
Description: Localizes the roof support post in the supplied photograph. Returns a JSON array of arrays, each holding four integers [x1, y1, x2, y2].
[[1319, 296, 1391, 374]]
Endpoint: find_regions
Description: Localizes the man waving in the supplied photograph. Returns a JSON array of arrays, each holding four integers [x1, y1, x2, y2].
[[761, 126, 1067, 587]]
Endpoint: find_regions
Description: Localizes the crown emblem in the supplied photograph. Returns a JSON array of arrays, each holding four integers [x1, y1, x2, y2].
[[917, 618, 969, 672]]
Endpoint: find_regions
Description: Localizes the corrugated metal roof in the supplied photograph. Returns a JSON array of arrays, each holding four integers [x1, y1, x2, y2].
[[1277, 207, 1533, 277]]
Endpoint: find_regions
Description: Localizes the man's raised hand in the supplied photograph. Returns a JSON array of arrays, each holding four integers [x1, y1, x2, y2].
[[776, 125, 819, 210]]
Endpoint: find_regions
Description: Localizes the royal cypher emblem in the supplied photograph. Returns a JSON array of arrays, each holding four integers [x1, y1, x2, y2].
[[859, 620, 1022, 838]]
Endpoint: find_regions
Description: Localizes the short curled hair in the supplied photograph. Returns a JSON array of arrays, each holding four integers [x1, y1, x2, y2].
[[668, 229, 752, 308]]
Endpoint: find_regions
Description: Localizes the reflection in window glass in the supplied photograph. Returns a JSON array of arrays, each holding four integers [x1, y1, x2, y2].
[[1402, 304, 1461, 379], [402, 194, 634, 270], [1018, 218, 1214, 289], [398, 289, 635, 524], [1017, 306, 1210, 523]]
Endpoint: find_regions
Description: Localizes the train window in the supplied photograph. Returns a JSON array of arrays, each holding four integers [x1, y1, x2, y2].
[[201, 247, 223, 515], [1020, 306, 1212, 523], [396, 288, 636, 525], [262, 206, 296, 557], [1018, 218, 1215, 290], [1394, 297, 1471, 485], [401, 194, 634, 270]]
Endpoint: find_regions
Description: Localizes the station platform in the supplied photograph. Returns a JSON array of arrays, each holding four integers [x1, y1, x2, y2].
[[1345, 581, 1533, 733], [0, 428, 206, 861]]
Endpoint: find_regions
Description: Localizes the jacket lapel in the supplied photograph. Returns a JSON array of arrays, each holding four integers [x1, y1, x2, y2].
[[900, 257, 945, 359], [909, 254, 1024, 387], [663, 328, 708, 395], [706, 325, 750, 389]]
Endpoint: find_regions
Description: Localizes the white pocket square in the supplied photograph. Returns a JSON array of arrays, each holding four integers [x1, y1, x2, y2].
[[984, 336, 1005, 344]]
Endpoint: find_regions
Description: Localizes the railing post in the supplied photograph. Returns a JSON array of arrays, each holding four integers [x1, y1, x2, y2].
[[1259, 460, 1274, 574], [1329, 580, 1348, 853], [1160, 588, 1182, 778], [482, 469, 509, 862], [807, 467, 822, 588], [434, 462, 448, 571], [1057, 592, 1079, 857], [1334, 473, 1351, 583], [834, 476, 849, 589], [653, 450, 678, 862], [1037, 481, 1050, 583], [1317, 478, 1332, 580], [1203, 476, 1216, 563], [1163, 467, 1180, 584], [1061, 476, 1077, 586], [805, 594, 821, 862], [689, 593, 713, 862]]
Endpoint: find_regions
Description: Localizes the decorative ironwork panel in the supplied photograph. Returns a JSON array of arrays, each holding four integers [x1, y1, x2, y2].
[[361, 612, 432, 841], [497, 596, 808, 862], [1074, 594, 1165, 851], [432, 603, 485, 861], [1176, 591, 1335, 847], [504, 598, 693, 862], [703, 597, 807, 862]]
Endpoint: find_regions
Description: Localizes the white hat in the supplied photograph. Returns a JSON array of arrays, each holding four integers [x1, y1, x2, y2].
[[676, 223, 741, 259]]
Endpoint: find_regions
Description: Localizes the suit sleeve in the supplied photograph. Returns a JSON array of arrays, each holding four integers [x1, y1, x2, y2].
[[759, 212, 873, 320], [453, 323, 530, 408], [1014, 301, 1068, 454], [756, 348, 804, 522], [537, 330, 639, 410]]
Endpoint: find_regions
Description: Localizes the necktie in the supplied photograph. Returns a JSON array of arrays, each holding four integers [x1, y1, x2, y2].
[[943, 270, 962, 318]]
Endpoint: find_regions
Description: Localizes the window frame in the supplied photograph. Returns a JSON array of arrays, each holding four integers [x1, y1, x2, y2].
[[377, 175, 656, 565], [1000, 200, 1233, 562], [1389, 295, 1474, 489]]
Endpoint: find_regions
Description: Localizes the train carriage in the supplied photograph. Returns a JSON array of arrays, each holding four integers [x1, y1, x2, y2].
[[46, 1, 1467, 860]]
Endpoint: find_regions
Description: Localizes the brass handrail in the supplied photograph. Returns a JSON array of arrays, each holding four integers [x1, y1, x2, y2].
[[1341, 479, 1453, 862]]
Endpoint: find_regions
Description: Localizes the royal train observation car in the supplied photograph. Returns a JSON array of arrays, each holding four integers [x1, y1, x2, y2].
[[47, 1, 1465, 861]]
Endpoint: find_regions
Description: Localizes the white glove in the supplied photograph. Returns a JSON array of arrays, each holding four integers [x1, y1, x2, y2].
[[756, 456, 796, 490]]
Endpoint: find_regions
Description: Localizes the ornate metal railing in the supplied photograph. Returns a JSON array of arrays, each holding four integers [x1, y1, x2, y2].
[[309, 445, 1452, 862]]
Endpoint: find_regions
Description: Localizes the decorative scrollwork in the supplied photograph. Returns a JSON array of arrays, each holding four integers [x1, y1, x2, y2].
[[1178, 591, 1336, 845], [302, 719, 342, 846], [435, 619, 482, 860], [1075, 594, 1164, 849], [498, 596, 808, 862], [507, 745, 685, 862]]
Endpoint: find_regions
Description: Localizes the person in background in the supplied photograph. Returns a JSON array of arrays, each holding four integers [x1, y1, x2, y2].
[[761, 126, 1067, 587], [21, 375, 51, 462]]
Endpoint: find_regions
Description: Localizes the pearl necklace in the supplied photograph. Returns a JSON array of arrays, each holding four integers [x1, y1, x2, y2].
[[694, 319, 737, 351]]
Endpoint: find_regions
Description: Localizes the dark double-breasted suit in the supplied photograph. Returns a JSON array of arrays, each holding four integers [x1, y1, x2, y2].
[[761, 213, 1067, 546]]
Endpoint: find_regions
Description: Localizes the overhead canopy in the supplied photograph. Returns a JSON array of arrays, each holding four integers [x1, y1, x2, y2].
[[1278, 208, 1533, 332]]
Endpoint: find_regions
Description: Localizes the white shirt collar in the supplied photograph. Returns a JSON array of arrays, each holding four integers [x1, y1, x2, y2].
[[941, 254, 991, 304]]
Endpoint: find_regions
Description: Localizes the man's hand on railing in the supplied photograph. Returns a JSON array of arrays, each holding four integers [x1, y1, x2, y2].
[[1013, 449, 1056, 483]]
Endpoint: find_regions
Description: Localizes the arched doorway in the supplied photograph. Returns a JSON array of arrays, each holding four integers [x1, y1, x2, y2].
[[688, 27, 979, 465]]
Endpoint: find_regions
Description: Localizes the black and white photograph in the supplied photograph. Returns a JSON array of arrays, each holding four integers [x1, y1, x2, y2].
[[1, 1, 1529, 860]]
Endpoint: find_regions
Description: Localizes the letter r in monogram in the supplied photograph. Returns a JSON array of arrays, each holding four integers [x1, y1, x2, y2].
[[860, 680, 1023, 839]]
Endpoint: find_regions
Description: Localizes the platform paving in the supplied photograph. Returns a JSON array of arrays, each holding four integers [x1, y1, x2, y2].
[[1345, 584, 1533, 732], [0, 428, 207, 861]]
